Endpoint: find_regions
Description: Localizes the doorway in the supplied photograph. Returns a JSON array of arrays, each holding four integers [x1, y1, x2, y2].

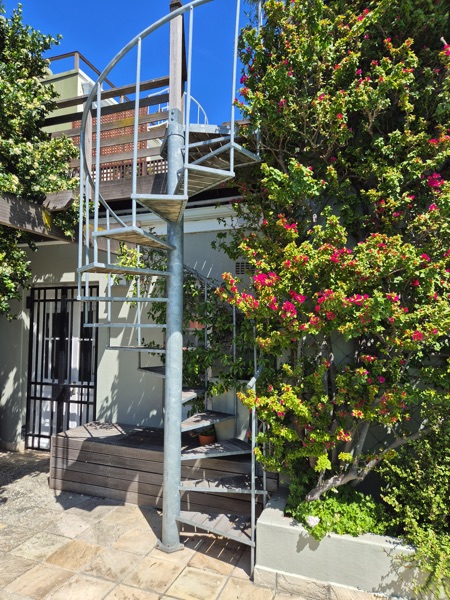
[[26, 286, 98, 450]]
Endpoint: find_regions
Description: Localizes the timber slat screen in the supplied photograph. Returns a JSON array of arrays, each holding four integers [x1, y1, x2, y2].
[[50, 422, 277, 514], [44, 77, 170, 188]]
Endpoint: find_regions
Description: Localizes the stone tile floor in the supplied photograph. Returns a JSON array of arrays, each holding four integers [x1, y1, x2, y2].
[[0, 450, 300, 600]]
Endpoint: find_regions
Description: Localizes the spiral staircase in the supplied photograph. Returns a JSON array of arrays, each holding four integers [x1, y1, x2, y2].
[[76, 0, 265, 568]]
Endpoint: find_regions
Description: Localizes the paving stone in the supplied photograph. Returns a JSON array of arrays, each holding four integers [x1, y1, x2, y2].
[[104, 585, 159, 600], [0, 589, 34, 600], [123, 555, 185, 594], [0, 523, 37, 552], [101, 504, 152, 529], [47, 574, 115, 600], [0, 551, 36, 588], [274, 593, 307, 599], [148, 542, 198, 565], [4, 563, 73, 599], [219, 577, 275, 600], [187, 537, 243, 575], [230, 547, 252, 579], [75, 519, 130, 546], [46, 539, 104, 571], [45, 512, 92, 538], [165, 566, 226, 600], [67, 497, 121, 520], [38, 492, 93, 513], [112, 527, 158, 555], [10, 531, 70, 562], [14, 506, 62, 531], [83, 547, 142, 581]]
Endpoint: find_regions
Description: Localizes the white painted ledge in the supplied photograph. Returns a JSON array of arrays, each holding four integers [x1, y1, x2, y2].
[[254, 488, 432, 600]]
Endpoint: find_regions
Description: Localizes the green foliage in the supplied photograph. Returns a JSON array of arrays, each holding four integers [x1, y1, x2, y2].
[[379, 407, 450, 596], [286, 483, 389, 540], [0, 227, 34, 319], [217, 0, 450, 505], [0, 3, 78, 318]]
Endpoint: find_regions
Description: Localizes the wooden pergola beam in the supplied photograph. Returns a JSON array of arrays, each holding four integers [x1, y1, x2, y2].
[[0, 194, 71, 241]]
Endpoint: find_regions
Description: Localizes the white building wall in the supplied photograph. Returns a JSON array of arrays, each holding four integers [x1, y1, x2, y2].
[[0, 215, 238, 450]]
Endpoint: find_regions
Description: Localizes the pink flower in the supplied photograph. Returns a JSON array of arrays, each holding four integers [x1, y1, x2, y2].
[[356, 69, 362, 75], [412, 279, 420, 287], [337, 113, 343, 119], [428, 138, 438, 144], [281, 301, 297, 318], [412, 331, 423, 341], [421, 253, 431, 262], [429, 203, 439, 211], [378, 376, 385, 383], [427, 173, 444, 188], [318, 93, 325, 101], [289, 290, 307, 304]]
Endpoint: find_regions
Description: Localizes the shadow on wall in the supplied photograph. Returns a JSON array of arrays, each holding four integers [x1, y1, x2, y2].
[[0, 307, 28, 451], [95, 326, 165, 429]]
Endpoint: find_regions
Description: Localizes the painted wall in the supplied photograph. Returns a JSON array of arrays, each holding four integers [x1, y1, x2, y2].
[[0, 220, 239, 450]]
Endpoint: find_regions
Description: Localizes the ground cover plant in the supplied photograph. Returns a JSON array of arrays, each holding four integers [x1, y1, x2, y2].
[[216, 0, 450, 594]]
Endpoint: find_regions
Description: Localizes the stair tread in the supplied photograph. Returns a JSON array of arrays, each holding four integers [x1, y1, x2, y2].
[[132, 194, 188, 223], [93, 226, 173, 250], [181, 411, 235, 433], [181, 437, 251, 460], [78, 263, 168, 277], [176, 511, 254, 546], [180, 474, 266, 494]]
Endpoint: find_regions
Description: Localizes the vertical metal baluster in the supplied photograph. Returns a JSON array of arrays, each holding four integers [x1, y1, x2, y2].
[[94, 82, 101, 264], [230, 0, 241, 173], [184, 5, 195, 197], [233, 304, 237, 437], [132, 38, 142, 228], [84, 176, 90, 299]]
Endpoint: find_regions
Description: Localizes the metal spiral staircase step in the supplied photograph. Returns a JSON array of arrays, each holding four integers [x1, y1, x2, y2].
[[181, 438, 251, 461], [78, 263, 169, 277], [176, 511, 254, 547], [180, 474, 267, 495], [138, 366, 205, 403], [132, 193, 188, 223], [181, 411, 235, 433], [177, 163, 234, 197], [84, 322, 166, 329], [92, 226, 174, 250]]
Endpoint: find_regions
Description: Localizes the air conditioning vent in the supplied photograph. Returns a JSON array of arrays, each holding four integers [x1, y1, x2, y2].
[[235, 261, 255, 275]]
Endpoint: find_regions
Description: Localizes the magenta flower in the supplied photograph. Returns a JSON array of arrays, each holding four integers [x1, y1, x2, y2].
[[412, 331, 423, 341]]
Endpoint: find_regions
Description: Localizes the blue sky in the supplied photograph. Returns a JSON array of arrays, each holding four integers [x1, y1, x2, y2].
[[3, 0, 255, 124]]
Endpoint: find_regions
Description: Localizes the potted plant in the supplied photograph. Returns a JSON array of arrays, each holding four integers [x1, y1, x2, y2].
[[198, 424, 216, 446]]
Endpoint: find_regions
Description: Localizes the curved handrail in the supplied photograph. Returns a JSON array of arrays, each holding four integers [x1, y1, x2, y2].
[[79, 0, 213, 207]]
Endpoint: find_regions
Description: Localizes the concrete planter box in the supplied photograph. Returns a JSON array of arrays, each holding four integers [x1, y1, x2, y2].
[[254, 489, 426, 599]]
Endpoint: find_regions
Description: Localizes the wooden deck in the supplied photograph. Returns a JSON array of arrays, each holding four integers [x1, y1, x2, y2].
[[49, 422, 277, 515]]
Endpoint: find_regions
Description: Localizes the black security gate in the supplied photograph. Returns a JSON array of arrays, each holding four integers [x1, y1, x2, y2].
[[26, 286, 98, 450]]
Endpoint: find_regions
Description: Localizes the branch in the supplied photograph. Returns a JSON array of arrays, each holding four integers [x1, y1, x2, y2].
[[360, 426, 432, 478]]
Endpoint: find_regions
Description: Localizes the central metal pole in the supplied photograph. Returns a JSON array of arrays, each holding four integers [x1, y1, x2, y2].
[[159, 0, 185, 553]]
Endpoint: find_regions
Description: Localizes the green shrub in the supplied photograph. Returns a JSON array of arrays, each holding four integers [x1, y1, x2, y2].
[[379, 405, 450, 597], [286, 479, 389, 540]]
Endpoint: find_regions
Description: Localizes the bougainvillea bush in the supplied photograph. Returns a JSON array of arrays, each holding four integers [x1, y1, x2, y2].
[[218, 0, 450, 509]]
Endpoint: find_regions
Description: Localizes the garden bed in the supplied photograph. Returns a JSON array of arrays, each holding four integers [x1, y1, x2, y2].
[[254, 489, 429, 600]]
